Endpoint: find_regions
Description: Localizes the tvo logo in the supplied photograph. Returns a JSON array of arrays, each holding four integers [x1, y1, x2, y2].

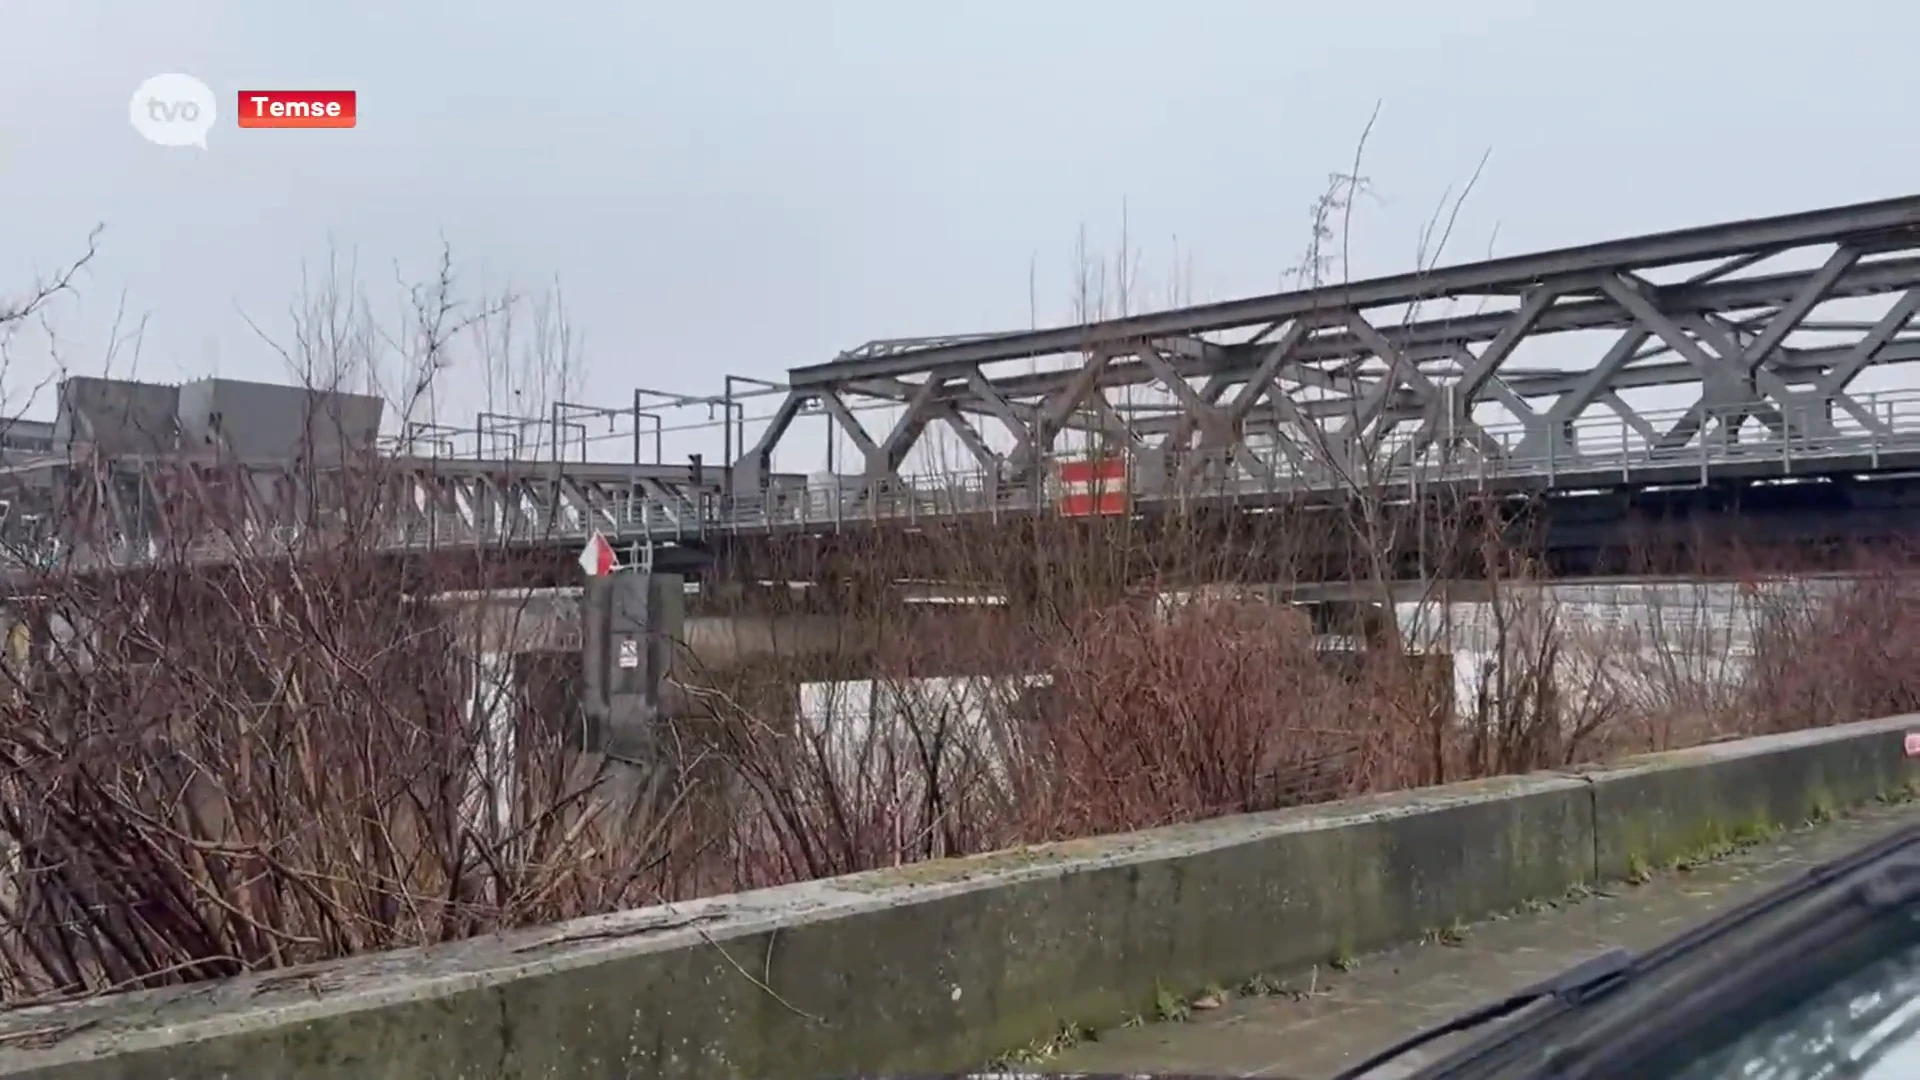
[[129, 73, 217, 149]]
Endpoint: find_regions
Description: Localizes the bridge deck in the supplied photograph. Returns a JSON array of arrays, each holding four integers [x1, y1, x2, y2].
[[1043, 800, 1920, 1080]]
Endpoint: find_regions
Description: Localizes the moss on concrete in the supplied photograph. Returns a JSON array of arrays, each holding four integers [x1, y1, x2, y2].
[[1584, 716, 1916, 881]]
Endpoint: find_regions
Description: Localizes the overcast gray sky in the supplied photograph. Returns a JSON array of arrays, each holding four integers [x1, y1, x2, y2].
[[2, 0, 1914, 462]]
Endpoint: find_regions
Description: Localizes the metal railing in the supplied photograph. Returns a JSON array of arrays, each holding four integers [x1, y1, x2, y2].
[[385, 389, 1920, 548], [15, 390, 1920, 572]]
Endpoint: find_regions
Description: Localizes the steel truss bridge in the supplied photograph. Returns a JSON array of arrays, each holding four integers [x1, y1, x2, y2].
[[11, 194, 1920, 575]]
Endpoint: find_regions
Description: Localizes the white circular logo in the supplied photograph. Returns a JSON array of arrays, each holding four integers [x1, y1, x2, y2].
[[129, 73, 217, 149]]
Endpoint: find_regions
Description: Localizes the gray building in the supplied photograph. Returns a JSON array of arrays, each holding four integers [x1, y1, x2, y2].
[[52, 375, 383, 460], [0, 376, 387, 556]]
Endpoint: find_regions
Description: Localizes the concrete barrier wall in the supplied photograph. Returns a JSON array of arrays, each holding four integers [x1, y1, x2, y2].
[[2, 715, 1914, 1080]]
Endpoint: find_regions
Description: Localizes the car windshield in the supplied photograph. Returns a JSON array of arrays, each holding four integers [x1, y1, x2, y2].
[[1667, 938, 1920, 1080]]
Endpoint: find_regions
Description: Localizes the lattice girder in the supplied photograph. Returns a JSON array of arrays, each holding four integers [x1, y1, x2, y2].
[[0, 454, 738, 569], [375, 459, 724, 548], [766, 231, 1920, 495]]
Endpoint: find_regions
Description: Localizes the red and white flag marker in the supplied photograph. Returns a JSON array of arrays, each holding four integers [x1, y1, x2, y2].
[[578, 531, 617, 577], [1904, 731, 1920, 758]]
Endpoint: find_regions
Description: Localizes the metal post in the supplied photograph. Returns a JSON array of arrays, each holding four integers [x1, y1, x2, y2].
[[721, 377, 735, 493], [1700, 411, 1710, 485], [1783, 404, 1794, 474], [478, 411, 531, 458], [629, 389, 664, 464], [717, 376, 755, 501], [1872, 391, 1883, 468], [631, 390, 643, 466]]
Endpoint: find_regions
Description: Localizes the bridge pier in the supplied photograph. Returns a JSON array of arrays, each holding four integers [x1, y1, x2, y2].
[[428, 585, 1030, 822], [434, 587, 1021, 679]]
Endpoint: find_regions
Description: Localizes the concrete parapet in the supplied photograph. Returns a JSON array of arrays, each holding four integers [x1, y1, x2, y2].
[[1578, 720, 1916, 880], [1, 715, 1913, 1080]]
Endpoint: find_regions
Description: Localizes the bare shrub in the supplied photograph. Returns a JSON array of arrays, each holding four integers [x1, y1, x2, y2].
[[0, 245, 700, 1001], [1560, 580, 1753, 753], [1030, 597, 1361, 836], [1744, 569, 1920, 731], [1451, 575, 1626, 779], [684, 665, 1024, 888], [0, 495, 707, 1000]]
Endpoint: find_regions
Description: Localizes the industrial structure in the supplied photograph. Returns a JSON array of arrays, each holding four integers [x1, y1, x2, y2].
[[6, 194, 1920, 579]]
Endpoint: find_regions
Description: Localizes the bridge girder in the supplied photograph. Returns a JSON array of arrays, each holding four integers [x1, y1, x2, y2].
[[737, 195, 1920, 505], [0, 455, 772, 572]]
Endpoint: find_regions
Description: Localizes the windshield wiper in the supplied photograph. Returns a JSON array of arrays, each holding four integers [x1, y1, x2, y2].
[[1337, 823, 1920, 1080], [1551, 847, 1920, 1079], [1326, 948, 1632, 1080]]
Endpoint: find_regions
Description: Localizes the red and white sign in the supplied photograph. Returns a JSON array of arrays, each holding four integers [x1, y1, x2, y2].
[[236, 90, 357, 129], [1905, 731, 1920, 758], [578, 532, 617, 577], [1057, 456, 1129, 517]]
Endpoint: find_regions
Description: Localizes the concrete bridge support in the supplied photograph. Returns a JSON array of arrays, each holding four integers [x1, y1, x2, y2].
[[428, 584, 1027, 831], [435, 586, 1029, 685], [430, 581, 680, 831]]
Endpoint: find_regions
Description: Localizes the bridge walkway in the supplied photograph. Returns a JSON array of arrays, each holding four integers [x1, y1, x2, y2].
[[1043, 799, 1920, 1080]]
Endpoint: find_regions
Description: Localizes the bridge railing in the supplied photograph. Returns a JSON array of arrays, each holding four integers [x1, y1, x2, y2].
[[397, 386, 1920, 544], [11, 389, 1920, 572], [705, 387, 1920, 536]]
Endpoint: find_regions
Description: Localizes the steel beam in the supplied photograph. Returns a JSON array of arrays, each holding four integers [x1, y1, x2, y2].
[[790, 194, 1920, 386], [918, 256, 1920, 410], [763, 215, 1920, 495]]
